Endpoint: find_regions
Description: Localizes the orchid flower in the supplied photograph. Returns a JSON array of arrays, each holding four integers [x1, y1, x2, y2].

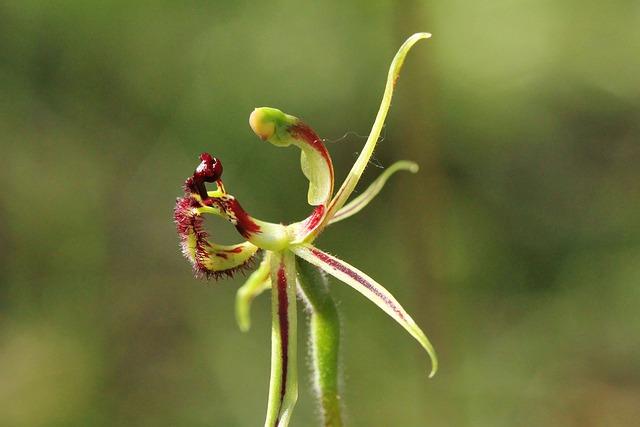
[[174, 33, 436, 427]]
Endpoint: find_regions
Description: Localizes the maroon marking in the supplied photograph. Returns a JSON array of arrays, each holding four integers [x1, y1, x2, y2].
[[304, 205, 325, 232], [309, 247, 405, 320], [184, 176, 207, 200], [194, 152, 223, 183], [289, 122, 334, 184], [224, 247, 244, 254], [276, 261, 289, 421], [174, 196, 215, 276], [185, 153, 224, 200], [327, 185, 347, 213], [174, 195, 258, 280], [226, 198, 261, 238]]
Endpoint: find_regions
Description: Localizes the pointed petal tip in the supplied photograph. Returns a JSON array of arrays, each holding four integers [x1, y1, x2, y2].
[[428, 356, 438, 378], [413, 32, 432, 40], [237, 317, 251, 333], [407, 161, 419, 173], [235, 256, 272, 333], [234, 296, 252, 332], [420, 333, 438, 378], [418, 328, 438, 378]]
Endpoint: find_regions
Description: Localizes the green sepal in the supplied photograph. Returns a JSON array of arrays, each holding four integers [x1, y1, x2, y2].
[[329, 160, 418, 225], [235, 253, 272, 332], [250, 107, 334, 206]]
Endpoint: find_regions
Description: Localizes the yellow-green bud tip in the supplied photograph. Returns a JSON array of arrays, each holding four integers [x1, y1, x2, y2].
[[249, 108, 276, 141]]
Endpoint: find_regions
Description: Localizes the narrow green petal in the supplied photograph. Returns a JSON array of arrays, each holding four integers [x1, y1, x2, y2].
[[264, 251, 298, 427], [328, 160, 418, 225], [292, 243, 438, 377], [324, 33, 431, 225], [235, 253, 272, 332]]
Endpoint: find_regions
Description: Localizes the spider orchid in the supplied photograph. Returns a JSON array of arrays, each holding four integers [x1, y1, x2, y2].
[[174, 33, 436, 427]]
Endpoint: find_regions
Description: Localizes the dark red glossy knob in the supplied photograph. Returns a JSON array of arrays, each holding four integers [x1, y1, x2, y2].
[[194, 152, 223, 183]]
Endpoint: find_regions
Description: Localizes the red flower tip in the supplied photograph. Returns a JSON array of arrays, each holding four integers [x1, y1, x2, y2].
[[184, 153, 224, 200], [195, 152, 223, 184]]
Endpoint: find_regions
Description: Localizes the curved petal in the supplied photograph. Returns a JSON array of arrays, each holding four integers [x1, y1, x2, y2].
[[250, 107, 334, 207], [291, 243, 438, 377], [204, 194, 289, 251], [322, 33, 431, 228], [174, 196, 259, 278], [328, 160, 419, 225], [179, 152, 291, 252], [264, 251, 298, 427], [235, 253, 272, 332]]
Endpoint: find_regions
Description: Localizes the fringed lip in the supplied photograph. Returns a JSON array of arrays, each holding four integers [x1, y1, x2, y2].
[[174, 195, 260, 279]]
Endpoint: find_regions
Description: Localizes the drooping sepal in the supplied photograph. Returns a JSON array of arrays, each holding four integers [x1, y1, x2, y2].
[[292, 243, 438, 377], [236, 253, 272, 332], [264, 251, 298, 427], [329, 160, 419, 225], [250, 107, 334, 207]]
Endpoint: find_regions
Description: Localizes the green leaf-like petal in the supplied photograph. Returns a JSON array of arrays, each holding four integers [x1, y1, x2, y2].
[[329, 160, 418, 225], [324, 33, 431, 224], [235, 253, 272, 332]]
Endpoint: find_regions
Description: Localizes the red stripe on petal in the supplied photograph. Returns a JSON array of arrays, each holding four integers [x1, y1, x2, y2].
[[276, 261, 289, 419], [225, 198, 262, 238], [289, 123, 334, 185], [304, 205, 325, 232], [308, 247, 406, 321]]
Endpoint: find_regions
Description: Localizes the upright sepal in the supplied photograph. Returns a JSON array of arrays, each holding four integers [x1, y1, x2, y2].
[[265, 251, 299, 427], [324, 33, 431, 226], [250, 107, 334, 206], [292, 243, 438, 377]]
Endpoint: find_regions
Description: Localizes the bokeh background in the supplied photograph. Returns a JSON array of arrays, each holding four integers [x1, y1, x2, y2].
[[1, 1, 639, 426]]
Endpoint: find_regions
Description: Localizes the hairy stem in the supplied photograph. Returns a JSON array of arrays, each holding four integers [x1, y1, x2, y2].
[[297, 258, 342, 427]]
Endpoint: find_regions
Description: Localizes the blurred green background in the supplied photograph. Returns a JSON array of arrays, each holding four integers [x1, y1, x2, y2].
[[1, 1, 639, 426]]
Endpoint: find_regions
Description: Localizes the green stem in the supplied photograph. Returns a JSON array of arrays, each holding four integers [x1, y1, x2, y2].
[[296, 258, 343, 427]]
